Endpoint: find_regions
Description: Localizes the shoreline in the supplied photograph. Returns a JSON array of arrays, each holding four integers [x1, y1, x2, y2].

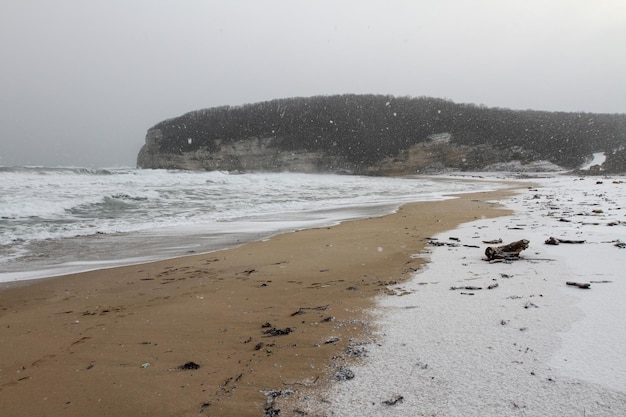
[[1, 175, 506, 284], [0, 187, 518, 417]]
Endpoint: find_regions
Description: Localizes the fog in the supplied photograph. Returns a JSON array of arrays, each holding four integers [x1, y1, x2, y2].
[[1, 0, 625, 168]]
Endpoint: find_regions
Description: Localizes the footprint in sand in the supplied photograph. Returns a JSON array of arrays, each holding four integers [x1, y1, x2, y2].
[[70, 336, 92, 347], [31, 353, 57, 367]]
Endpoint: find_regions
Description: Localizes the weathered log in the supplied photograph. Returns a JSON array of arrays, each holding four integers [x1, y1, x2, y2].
[[482, 238, 503, 244], [566, 281, 591, 289], [559, 238, 585, 244], [382, 395, 404, 406], [450, 285, 482, 291], [485, 239, 529, 261], [428, 239, 459, 247], [545, 236, 585, 245]]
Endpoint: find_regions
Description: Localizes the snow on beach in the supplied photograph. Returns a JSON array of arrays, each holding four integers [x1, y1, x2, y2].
[[296, 174, 626, 417]]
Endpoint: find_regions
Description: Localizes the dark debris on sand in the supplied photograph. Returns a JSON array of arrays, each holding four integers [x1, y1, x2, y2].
[[177, 361, 200, 370]]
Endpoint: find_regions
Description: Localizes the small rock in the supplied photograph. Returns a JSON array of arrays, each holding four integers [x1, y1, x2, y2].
[[345, 344, 368, 357], [178, 361, 200, 370], [544, 237, 560, 245], [334, 367, 355, 381]]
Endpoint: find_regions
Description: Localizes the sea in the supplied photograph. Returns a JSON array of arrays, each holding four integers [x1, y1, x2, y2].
[[0, 166, 502, 283]]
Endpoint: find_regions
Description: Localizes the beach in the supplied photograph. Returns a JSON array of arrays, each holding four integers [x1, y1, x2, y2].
[[1, 176, 625, 416], [0, 186, 514, 417], [285, 175, 626, 417]]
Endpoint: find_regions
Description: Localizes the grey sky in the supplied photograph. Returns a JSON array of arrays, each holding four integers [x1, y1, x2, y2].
[[1, 0, 625, 167]]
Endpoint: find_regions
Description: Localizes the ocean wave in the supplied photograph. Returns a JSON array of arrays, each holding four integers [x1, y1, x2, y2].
[[0, 165, 126, 175], [0, 169, 502, 275]]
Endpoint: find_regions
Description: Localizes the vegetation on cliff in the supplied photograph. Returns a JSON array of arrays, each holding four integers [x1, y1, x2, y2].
[[138, 94, 626, 173]]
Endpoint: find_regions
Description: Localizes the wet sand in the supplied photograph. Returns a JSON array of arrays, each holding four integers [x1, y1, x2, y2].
[[0, 189, 516, 417]]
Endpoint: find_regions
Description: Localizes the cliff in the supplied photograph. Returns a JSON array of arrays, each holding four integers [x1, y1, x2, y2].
[[137, 132, 351, 173], [137, 94, 626, 174]]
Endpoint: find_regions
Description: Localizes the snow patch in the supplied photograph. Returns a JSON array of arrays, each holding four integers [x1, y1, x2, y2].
[[289, 174, 626, 416], [580, 152, 606, 170]]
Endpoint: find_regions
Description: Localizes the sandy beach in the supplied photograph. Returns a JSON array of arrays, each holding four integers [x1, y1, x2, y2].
[[0, 187, 515, 417]]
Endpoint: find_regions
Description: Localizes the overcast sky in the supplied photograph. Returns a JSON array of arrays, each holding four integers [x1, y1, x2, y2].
[[1, 0, 625, 167]]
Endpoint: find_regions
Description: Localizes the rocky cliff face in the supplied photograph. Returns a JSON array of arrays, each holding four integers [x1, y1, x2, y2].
[[137, 128, 562, 175], [137, 129, 356, 173]]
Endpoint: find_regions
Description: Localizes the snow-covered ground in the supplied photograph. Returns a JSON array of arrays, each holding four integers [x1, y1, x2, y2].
[[293, 174, 626, 417]]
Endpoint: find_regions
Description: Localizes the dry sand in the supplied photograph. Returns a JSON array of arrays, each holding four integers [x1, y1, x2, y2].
[[0, 189, 516, 417]]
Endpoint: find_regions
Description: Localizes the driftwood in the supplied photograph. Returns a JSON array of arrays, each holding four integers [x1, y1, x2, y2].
[[450, 285, 482, 291], [450, 282, 498, 291], [482, 238, 502, 244], [566, 281, 591, 289], [382, 395, 404, 406], [485, 239, 529, 261], [428, 239, 459, 247], [545, 237, 585, 245], [290, 304, 329, 316]]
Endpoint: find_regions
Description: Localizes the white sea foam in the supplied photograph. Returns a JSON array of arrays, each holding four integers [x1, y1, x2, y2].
[[0, 167, 503, 281]]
